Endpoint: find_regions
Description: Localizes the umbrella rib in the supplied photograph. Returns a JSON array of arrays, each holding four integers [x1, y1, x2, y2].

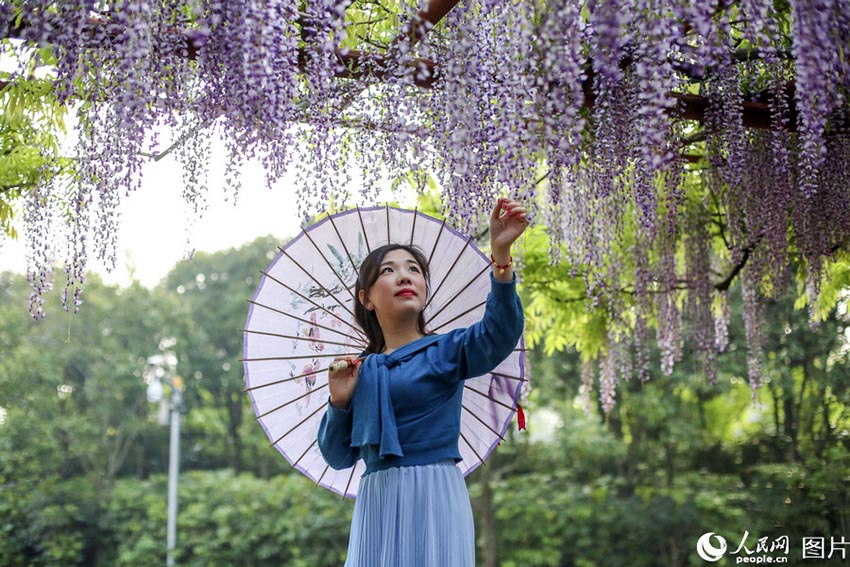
[[343, 465, 358, 499], [292, 437, 319, 470], [491, 371, 528, 383], [301, 226, 356, 302], [409, 207, 418, 245], [385, 204, 391, 245], [242, 328, 355, 349], [242, 351, 360, 362], [463, 384, 516, 411], [356, 207, 371, 253], [260, 269, 365, 339], [247, 299, 361, 343], [245, 367, 326, 392], [246, 357, 366, 391], [461, 403, 506, 441], [427, 263, 490, 324], [426, 218, 447, 268], [270, 403, 326, 448], [425, 234, 473, 311], [281, 249, 357, 325], [428, 300, 486, 332], [325, 211, 360, 282], [459, 430, 486, 466], [315, 464, 330, 487], [256, 382, 329, 420]]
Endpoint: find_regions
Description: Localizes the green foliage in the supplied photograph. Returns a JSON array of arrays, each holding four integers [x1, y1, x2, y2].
[[492, 468, 753, 567], [103, 471, 351, 567], [497, 267, 849, 566], [0, 40, 71, 239], [522, 225, 607, 357], [0, 270, 183, 485], [800, 251, 850, 322], [341, 0, 413, 51]]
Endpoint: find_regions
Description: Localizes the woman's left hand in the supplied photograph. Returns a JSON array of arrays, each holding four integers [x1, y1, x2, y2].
[[490, 198, 528, 251]]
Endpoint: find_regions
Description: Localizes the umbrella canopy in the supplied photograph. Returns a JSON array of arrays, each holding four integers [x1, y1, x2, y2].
[[243, 206, 526, 498]]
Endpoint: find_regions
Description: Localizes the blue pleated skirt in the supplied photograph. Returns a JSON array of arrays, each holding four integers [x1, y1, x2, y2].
[[345, 460, 475, 567]]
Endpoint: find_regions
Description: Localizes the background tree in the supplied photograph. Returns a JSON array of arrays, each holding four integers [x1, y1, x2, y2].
[[162, 236, 291, 475]]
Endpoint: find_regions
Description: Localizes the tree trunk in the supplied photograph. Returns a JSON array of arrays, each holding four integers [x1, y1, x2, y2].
[[813, 385, 833, 458], [227, 390, 244, 471], [782, 370, 801, 462], [667, 535, 684, 567]]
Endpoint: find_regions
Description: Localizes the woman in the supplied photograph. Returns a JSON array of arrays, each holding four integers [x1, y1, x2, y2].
[[318, 198, 527, 567]]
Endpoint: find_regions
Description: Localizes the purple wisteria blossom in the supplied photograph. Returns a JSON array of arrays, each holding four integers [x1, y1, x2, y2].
[[5, 0, 849, 408], [791, 0, 843, 198]]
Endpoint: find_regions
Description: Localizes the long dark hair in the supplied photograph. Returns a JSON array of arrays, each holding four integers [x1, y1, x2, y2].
[[354, 244, 431, 354]]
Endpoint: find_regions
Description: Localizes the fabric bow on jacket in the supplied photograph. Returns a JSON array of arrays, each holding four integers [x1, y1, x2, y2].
[[349, 335, 443, 458]]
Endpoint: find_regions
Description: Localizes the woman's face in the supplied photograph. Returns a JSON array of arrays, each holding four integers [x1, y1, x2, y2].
[[359, 248, 427, 322]]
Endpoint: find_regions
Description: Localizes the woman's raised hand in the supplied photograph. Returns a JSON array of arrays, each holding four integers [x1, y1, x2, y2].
[[490, 198, 528, 250], [489, 198, 527, 280], [328, 356, 361, 409]]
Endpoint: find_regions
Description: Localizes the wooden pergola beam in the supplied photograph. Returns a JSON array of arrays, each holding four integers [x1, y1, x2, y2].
[[409, 0, 461, 41], [674, 93, 785, 130]]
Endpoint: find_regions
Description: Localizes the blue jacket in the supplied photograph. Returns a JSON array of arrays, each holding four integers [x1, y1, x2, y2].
[[317, 273, 523, 475]]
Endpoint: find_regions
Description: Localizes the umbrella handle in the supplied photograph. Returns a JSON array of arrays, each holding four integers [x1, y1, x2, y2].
[[329, 359, 351, 372]]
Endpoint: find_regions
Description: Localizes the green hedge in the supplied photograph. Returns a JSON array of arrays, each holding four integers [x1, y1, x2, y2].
[[103, 471, 352, 567], [2, 458, 847, 566]]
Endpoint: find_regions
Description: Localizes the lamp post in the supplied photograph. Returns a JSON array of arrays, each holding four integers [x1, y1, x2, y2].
[[145, 353, 183, 567]]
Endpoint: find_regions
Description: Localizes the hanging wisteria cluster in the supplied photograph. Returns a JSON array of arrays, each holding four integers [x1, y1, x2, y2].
[[4, 0, 850, 407]]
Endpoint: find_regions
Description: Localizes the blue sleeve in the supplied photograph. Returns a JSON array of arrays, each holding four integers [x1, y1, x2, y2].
[[430, 272, 524, 382], [317, 399, 360, 470]]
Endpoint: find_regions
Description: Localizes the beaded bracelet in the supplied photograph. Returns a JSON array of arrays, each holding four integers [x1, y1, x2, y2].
[[490, 254, 513, 275]]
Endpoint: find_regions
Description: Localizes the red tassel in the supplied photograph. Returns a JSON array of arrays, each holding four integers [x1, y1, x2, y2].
[[516, 403, 526, 431]]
